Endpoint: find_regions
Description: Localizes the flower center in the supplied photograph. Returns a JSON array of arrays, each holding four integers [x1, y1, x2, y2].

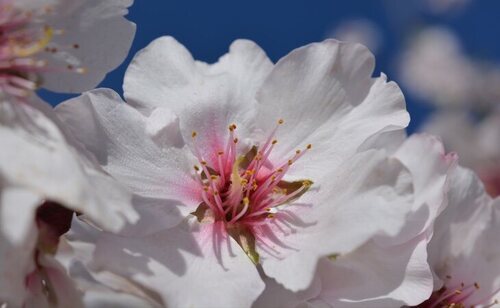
[[190, 120, 313, 262], [418, 278, 500, 308], [0, 1, 84, 97]]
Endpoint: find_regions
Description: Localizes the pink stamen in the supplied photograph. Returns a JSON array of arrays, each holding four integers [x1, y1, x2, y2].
[[189, 120, 313, 231]]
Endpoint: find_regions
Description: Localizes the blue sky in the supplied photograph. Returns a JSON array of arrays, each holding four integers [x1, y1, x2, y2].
[[40, 0, 500, 133]]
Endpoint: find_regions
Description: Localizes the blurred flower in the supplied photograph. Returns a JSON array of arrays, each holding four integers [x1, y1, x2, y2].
[[0, 96, 137, 306], [255, 134, 457, 307], [423, 111, 500, 197], [327, 19, 383, 54], [420, 166, 500, 307], [398, 27, 500, 111], [56, 37, 413, 307], [0, 0, 135, 98], [425, 0, 471, 14]]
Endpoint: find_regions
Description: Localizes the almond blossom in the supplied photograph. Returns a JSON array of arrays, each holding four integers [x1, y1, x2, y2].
[[398, 27, 500, 111], [55, 37, 418, 307], [0, 96, 138, 307], [0, 0, 135, 98], [254, 134, 457, 308], [418, 166, 500, 307]]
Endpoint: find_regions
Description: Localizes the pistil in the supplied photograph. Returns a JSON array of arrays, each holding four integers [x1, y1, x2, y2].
[[190, 119, 313, 226]]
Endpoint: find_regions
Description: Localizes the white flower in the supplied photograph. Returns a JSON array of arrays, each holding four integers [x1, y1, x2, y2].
[[254, 134, 457, 307], [398, 27, 500, 111], [420, 166, 500, 307], [0, 0, 135, 97], [56, 37, 413, 307], [0, 96, 138, 306], [423, 111, 500, 197]]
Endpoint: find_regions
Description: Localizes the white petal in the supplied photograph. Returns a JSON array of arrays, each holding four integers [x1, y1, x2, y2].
[[124, 36, 272, 115], [428, 167, 492, 269], [254, 40, 409, 179], [427, 166, 495, 293], [0, 187, 40, 306], [259, 150, 413, 291], [387, 133, 457, 245], [253, 275, 322, 308], [92, 219, 265, 308], [0, 97, 136, 232], [145, 107, 184, 149], [124, 37, 273, 167], [56, 219, 163, 307], [56, 89, 201, 222], [40, 0, 135, 93], [312, 134, 454, 306], [317, 234, 433, 307]]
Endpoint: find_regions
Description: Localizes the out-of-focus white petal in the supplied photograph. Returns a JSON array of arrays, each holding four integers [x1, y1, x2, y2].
[[0, 97, 136, 232], [0, 187, 40, 306], [40, 0, 136, 93]]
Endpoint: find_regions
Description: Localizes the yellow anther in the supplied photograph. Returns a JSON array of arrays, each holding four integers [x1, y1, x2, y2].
[[210, 175, 218, 180], [454, 290, 462, 295], [191, 131, 197, 138], [288, 160, 293, 166], [228, 124, 237, 131], [278, 119, 284, 125], [13, 26, 53, 57], [252, 184, 258, 191], [272, 139, 278, 145], [306, 144, 312, 150], [474, 282, 480, 289], [241, 179, 248, 185], [295, 149, 301, 154], [203, 186, 209, 192], [217, 151, 224, 155], [267, 214, 275, 218], [214, 191, 219, 196], [303, 180, 313, 187], [245, 170, 255, 176], [270, 175, 276, 181], [201, 161, 207, 166], [194, 165, 200, 171], [265, 208, 271, 212], [233, 138, 239, 144], [277, 168, 283, 173], [243, 197, 250, 205]]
